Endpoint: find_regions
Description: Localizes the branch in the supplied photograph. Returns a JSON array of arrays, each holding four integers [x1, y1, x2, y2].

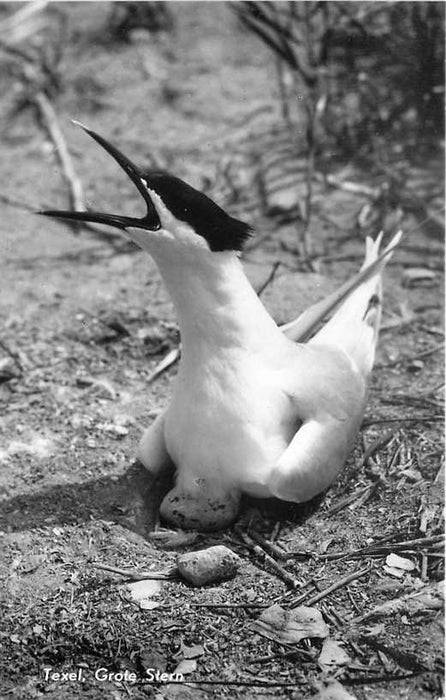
[[33, 91, 85, 212], [93, 562, 177, 581]]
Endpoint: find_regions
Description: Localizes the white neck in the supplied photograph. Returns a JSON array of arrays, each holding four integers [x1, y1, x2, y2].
[[147, 246, 283, 362]]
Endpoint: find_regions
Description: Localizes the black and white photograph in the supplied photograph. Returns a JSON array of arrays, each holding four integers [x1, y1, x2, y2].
[[0, 1, 444, 698]]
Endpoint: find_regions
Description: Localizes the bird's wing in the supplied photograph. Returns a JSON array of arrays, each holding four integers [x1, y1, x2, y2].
[[268, 340, 367, 503], [280, 231, 402, 343], [267, 415, 361, 503], [137, 410, 173, 475]]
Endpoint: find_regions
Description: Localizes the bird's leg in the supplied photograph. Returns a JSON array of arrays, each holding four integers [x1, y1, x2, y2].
[[160, 478, 241, 532]]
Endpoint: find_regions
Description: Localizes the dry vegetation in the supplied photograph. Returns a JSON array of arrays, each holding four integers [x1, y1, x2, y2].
[[0, 3, 444, 699]]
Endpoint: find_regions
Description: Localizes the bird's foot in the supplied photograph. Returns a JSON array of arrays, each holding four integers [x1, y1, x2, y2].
[[160, 479, 241, 531]]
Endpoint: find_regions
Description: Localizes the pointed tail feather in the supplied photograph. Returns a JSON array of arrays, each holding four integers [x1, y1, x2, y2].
[[309, 230, 402, 376], [280, 230, 402, 344]]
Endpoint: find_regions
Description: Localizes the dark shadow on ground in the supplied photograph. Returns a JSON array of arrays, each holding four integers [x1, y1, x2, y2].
[[1, 463, 326, 538], [0, 461, 172, 538], [240, 492, 327, 528]]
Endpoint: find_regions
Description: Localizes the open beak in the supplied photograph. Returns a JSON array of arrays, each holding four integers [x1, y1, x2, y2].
[[39, 121, 161, 231]]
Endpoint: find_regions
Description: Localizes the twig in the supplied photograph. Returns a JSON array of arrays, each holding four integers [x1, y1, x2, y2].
[[326, 429, 395, 514], [323, 173, 378, 199], [256, 261, 281, 297], [269, 521, 282, 543], [33, 92, 85, 213], [147, 346, 180, 384], [30, 92, 125, 245], [380, 394, 442, 410], [235, 527, 301, 589], [189, 602, 268, 609], [320, 601, 343, 629], [348, 482, 378, 510], [344, 673, 420, 687], [362, 416, 443, 427], [0, 339, 26, 373], [418, 324, 444, 338], [356, 430, 396, 471], [93, 562, 177, 581], [248, 646, 316, 664], [0, 1, 48, 46], [318, 534, 444, 561], [326, 485, 372, 517], [247, 529, 290, 561], [420, 554, 428, 581], [293, 565, 371, 608]]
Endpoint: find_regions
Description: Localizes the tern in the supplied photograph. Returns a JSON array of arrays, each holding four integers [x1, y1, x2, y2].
[[41, 123, 401, 530]]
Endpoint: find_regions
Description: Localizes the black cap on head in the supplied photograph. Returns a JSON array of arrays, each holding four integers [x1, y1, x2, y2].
[[142, 170, 252, 252], [39, 123, 253, 252]]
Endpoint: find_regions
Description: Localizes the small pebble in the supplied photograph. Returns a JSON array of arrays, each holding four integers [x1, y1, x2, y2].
[[177, 545, 241, 586]]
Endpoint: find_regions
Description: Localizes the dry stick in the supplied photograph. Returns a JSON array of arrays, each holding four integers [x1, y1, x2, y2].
[[320, 602, 343, 629], [189, 602, 269, 609], [235, 527, 301, 589], [256, 261, 282, 297], [420, 554, 428, 581], [247, 529, 290, 561], [356, 429, 396, 471], [319, 534, 445, 562], [93, 562, 177, 581], [348, 482, 378, 511], [155, 601, 270, 610], [31, 90, 124, 244], [147, 346, 181, 384], [33, 92, 85, 213], [269, 521, 282, 543], [345, 673, 420, 687], [321, 173, 379, 199], [249, 646, 316, 664], [362, 416, 443, 427], [380, 394, 442, 411], [418, 324, 444, 338], [0, 339, 26, 373], [325, 485, 371, 517], [326, 430, 395, 516], [0, 0, 49, 38], [361, 534, 444, 552], [293, 565, 372, 609]]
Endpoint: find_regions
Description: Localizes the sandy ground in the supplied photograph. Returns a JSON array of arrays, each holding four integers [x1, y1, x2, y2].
[[0, 4, 444, 699]]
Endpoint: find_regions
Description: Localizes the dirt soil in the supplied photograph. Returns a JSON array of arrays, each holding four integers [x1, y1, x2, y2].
[[0, 4, 444, 700]]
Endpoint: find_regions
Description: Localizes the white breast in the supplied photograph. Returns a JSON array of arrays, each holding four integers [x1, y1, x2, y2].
[[164, 349, 297, 497]]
